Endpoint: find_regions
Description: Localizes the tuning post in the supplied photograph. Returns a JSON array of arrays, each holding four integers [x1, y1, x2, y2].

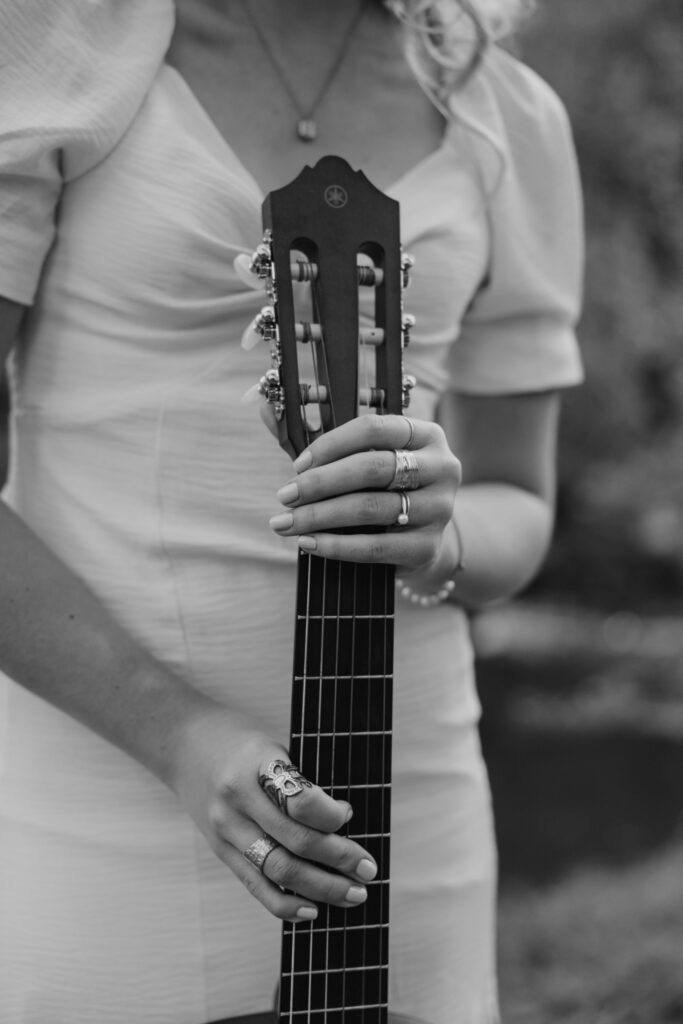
[[297, 384, 387, 409], [401, 373, 417, 409]]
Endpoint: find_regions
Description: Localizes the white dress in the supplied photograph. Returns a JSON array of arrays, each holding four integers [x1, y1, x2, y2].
[[0, 5, 583, 1022]]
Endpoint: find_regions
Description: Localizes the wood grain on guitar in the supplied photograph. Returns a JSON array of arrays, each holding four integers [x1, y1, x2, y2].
[[247, 157, 418, 1024]]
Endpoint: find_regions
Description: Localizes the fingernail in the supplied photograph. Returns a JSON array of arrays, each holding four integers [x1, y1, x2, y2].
[[276, 482, 299, 505], [344, 805, 354, 823], [293, 450, 312, 472], [345, 885, 367, 904], [269, 512, 293, 532], [356, 859, 377, 882], [297, 536, 317, 552], [296, 906, 318, 920]]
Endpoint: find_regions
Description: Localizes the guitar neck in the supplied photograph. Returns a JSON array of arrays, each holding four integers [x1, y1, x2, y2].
[[279, 550, 395, 1023]]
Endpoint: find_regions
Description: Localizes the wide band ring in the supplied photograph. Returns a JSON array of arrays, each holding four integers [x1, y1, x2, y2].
[[258, 759, 312, 816], [243, 833, 279, 874], [396, 491, 410, 527], [402, 416, 416, 450], [387, 449, 420, 491]]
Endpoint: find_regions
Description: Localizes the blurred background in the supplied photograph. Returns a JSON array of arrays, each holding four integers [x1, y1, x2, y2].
[[479, 0, 683, 1020]]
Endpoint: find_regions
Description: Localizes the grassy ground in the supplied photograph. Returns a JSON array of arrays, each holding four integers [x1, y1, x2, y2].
[[473, 603, 683, 1023], [498, 840, 683, 1024]]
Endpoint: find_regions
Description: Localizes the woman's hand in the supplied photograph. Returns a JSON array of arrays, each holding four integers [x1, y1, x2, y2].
[[170, 703, 377, 922], [269, 414, 462, 575]]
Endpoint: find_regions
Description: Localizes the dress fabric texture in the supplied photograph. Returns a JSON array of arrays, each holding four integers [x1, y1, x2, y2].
[[0, 5, 583, 1023]]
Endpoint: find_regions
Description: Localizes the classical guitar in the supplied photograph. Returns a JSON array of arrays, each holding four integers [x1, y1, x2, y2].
[[242, 156, 421, 1024]]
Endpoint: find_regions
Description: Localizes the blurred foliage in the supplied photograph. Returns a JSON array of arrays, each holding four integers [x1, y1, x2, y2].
[[520, 0, 683, 612]]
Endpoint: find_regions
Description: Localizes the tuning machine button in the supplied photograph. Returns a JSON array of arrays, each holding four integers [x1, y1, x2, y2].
[[258, 369, 284, 416], [401, 252, 415, 289], [249, 238, 273, 279], [401, 313, 416, 347], [401, 373, 417, 409], [254, 305, 277, 342]]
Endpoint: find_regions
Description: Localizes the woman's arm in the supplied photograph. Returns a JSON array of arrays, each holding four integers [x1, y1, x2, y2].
[[0, 296, 377, 922], [436, 389, 559, 608], [0, 297, 210, 782]]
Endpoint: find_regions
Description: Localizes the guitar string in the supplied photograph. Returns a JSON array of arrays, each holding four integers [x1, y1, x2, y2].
[[379, 255, 393, 1014], [308, 274, 321, 1024], [363, 260, 388, 1019], [283, 256, 301, 1024], [350, 261, 373, 1021], [307, 270, 329, 1024], [294, 261, 316, 1024], [359, 271, 371, 1023], [310, 262, 348, 1022]]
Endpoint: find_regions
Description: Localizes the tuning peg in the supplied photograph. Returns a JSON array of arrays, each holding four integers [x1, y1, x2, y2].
[[402, 313, 416, 347], [401, 252, 415, 289], [401, 373, 417, 409], [249, 239, 273, 279], [258, 369, 284, 415], [254, 305, 277, 342]]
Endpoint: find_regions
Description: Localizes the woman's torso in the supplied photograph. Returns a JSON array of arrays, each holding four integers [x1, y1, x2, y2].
[[0, 8, 497, 1021]]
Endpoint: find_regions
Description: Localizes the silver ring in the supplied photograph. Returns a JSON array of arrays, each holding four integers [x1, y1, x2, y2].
[[258, 759, 312, 816], [243, 833, 279, 874], [402, 416, 415, 450], [387, 449, 420, 491], [396, 491, 410, 527]]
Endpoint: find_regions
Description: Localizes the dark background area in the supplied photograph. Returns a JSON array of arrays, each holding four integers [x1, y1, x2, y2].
[[477, 2, 683, 1019]]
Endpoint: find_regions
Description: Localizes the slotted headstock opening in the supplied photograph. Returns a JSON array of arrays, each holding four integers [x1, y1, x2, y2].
[[251, 156, 409, 459]]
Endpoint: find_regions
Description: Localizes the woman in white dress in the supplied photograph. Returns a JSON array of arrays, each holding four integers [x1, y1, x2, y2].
[[0, 1, 583, 1021]]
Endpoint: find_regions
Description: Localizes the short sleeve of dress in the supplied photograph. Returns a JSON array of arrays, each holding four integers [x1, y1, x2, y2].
[[446, 47, 584, 394], [0, 0, 175, 305]]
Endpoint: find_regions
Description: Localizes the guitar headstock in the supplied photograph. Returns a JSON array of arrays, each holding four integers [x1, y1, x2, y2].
[[248, 156, 415, 459]]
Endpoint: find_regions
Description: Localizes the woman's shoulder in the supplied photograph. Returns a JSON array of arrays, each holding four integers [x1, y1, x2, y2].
[[445, 44, 578, 198], [0, 0, 175, 181], [482, 45, 571, 127]]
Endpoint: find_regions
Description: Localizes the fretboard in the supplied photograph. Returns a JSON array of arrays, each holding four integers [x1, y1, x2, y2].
[[279, 550, 395, 1023]]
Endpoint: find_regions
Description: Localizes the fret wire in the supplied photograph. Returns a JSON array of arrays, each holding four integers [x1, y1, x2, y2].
[[312, 923, 389, 933], [294, 674, 392, 681], [287, 1007, 389, 1016], [283, 965, 389, 977], [292, 730, 390, 737], [296, 613, 396, 620]]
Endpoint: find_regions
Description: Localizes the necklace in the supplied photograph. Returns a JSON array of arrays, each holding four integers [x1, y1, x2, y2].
[[241, 1, 367, 142]]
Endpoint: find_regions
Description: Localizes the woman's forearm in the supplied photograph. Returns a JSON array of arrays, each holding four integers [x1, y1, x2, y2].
[[453, 482, 554, 607], [406, 481, 554, 610], [0, 499, 212, 787]]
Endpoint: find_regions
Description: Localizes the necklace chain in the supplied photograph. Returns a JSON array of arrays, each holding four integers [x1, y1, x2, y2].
[[241, 1, 367, 142]]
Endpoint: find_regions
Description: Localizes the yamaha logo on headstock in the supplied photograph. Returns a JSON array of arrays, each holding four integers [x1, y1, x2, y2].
[[323, 184, 348, 209]]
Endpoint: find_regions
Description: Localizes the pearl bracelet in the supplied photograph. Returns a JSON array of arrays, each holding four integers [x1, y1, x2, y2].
[[396, 517, 466, 607], [395, 575, 458, 607]]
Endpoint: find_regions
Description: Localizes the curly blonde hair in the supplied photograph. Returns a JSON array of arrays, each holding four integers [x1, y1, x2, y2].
[[384, 0, 535, 96]]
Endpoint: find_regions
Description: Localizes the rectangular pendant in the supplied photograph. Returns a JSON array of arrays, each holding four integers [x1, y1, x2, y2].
[[296, 118, 317, 142]]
